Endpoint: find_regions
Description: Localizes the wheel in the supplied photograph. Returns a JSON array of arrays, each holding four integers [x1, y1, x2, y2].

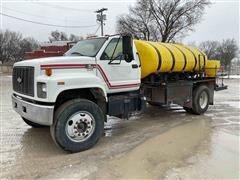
[[192, 85, 210, 115], [22, 117, 48, 128], [50, 99, 104, 153], [148, 101, 162, 107]]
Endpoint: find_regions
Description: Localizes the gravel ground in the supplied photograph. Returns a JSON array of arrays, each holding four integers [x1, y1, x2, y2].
[[0, 74, 239, 179]]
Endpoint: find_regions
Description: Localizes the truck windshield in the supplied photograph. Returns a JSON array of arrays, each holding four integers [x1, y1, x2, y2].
[[65, 38, 107, 57]]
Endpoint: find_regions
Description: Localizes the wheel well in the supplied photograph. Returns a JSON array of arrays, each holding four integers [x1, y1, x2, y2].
[[55, 88, 107, 113]]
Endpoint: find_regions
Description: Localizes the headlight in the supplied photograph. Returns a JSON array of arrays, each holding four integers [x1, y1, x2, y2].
[[37, 82, 47, 98]]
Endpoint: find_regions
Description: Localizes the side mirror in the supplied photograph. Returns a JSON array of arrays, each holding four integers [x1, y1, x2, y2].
[[122, 35, 134, 63]]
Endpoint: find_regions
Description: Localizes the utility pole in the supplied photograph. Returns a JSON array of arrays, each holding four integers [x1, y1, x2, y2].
[[95, 8, 108, 36]]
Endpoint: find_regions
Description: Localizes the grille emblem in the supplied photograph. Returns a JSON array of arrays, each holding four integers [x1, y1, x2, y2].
[[17, 77, 22, 84]]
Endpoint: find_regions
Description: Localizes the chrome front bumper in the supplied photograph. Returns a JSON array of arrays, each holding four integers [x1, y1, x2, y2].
[[12, 95, 54, 126]]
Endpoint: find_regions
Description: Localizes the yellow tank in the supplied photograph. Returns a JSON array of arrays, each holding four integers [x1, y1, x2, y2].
[[134, 40, 220, 78], [205, 60, 220, 77]]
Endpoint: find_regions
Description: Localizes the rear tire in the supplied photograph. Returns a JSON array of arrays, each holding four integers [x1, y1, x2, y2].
[[22, 117, 48, 128], [50, 99, 104, 153], [191, 85, 210, 115]]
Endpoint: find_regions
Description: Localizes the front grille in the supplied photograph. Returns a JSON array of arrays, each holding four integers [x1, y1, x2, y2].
[[12, 66, 34, 97]]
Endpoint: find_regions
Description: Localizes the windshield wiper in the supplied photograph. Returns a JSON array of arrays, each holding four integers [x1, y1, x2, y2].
[[71, 52, 84, 56]]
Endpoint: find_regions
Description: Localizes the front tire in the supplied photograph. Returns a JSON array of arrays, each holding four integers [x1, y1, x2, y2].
[[22, 117, 48, 128], [192, 85, 210, 115], [50, 99, 104, 153]]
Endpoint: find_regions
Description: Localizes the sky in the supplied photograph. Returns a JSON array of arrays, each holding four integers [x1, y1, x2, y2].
[[0, 0, 239, 45]]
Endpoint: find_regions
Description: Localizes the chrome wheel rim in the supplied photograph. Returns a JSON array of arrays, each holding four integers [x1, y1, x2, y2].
[[65, 111, 95, 142], [199, 91, 208, 109]]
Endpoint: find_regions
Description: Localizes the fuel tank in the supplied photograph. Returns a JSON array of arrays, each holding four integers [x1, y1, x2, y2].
[[134, 40, 220, 78]]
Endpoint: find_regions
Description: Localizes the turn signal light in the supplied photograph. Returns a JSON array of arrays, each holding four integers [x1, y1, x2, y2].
[[45, 68, 52, 76]]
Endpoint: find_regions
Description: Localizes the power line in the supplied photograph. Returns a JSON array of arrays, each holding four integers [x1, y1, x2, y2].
[[93, 25, 101, 35], [1, 12, 98, 28], [34, 2, 95, 12], [4, 7, 93, 23]]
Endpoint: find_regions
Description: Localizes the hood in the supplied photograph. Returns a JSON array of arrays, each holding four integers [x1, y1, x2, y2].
[[13, 56, 96, 67]]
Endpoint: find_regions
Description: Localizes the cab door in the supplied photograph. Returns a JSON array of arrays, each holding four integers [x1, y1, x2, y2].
[[96, 37, 140, 93]]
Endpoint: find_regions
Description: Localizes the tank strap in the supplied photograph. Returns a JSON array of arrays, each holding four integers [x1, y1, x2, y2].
[[147, 42, 162, 71], [159, 43, 175, 71], [199, 51, 206, 68], [171, 44, 187, 71], [182, 46, 197, 71]]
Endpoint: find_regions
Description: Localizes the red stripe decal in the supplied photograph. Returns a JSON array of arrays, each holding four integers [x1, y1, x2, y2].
[[40, 64, 140, 89], [41, 64, 86, 68]]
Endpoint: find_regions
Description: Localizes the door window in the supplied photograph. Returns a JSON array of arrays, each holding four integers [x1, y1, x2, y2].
[[100, 38, 123, 60]]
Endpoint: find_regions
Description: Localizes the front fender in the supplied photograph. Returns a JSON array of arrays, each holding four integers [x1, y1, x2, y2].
[[36, 73, 107, 102]]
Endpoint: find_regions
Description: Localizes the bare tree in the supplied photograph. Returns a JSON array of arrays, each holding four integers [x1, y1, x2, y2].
[[49, 30, 60, 41], [117, 0, 210, 42], [151, 0, 210, 42], [117, 0, 154, 40], [69, 34, 83, 42], [60, 32, 68, 41], [197, 39, 239, 76], [217, 39, 238, 76], [0, 30, 39, 64], [19, 37, 39, 59], [49, 30, 83, 42], [0, 30, 22, 64], [49, 30, 68, 41], [199, 40, 220, 59]]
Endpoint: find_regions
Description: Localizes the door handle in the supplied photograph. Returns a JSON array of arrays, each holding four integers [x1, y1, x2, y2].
[[132, 64, 138, 69]]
